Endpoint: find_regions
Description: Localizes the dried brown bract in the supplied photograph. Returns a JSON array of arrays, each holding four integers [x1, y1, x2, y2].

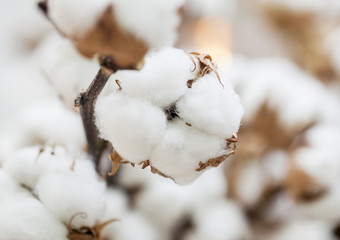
[[196, 134, 238, 171], [67, 212, 118, 240], [188, 52, 224, 88], [108, 151, 123, 176]]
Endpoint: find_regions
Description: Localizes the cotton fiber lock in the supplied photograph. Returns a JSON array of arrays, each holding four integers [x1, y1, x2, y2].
[[95, 47, 243, 184]]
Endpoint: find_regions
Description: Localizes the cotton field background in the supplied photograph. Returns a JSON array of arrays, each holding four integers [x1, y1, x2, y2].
[[1, 0, 340, 239]]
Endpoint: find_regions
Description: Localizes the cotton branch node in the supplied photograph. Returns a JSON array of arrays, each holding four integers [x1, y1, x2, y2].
[[95, 47, 243, 184]]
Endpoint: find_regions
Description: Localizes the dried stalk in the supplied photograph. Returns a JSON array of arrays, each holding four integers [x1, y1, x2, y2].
[[75, 56, 118, 169]]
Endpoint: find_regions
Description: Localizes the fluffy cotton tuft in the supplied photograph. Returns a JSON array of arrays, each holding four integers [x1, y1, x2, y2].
[[13, 99, 86, 151], [0, 170, 68, 240], [177, 71, 243, 138], [230, 58, 335, 128], [3, 146, 72, 189], [48, 0, 110, 36], [3, 145, 107, 227], [186, 199, 249, 240], [35, 171, 106, 227], [95, 93, 167, 163], [48, 0, 183, 49], [113, 0, 184, 49], [96, 48, 243, 184], [107, 48, 197, 108], [150, 121, 227, 184]]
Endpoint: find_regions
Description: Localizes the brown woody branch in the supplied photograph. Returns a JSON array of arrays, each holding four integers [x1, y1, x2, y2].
[[74, 56, 118, 170]]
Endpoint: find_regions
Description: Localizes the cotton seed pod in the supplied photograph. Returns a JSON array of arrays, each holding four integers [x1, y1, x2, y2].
[[95, 47, 243, 184], [40, 0, 183, 67]]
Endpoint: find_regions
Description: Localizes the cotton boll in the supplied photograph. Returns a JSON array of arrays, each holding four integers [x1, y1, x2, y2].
[[235, 160, 269, 208], [108, 48, 197, 108], [113, 0, 183, 49], [187, 167, 227, 202], [186, 199, 250, 240], [0, 169, 26, 198], [32, 33, 99, 107], [0, 170, 68, 240], [103, 188, 129, 218], [232, 58, 330, 128], [3, 146, 48, 189], [294, 125, 340, 186], [150, 121, 227, 185], [135, 177, 194, 238], [0, 0, 53, 62], [177, 71, 243, 139], [48, 0, 110, 37], [35, 170, 106, 227], [102, 212, 158, 240], [96, 93, 167, 163], [0, 196, 68, 240], [3, 146, 87, 189], [12, 99, 86, 151], [272, 220, 333, 240], [0, 62, 54, 127]]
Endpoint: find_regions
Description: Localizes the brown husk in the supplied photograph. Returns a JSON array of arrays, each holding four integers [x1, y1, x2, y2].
[[73, 5, 148, 67]]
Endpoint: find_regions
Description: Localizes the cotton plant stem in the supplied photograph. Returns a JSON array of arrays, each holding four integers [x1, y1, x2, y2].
[[75, 56, 118, 169]]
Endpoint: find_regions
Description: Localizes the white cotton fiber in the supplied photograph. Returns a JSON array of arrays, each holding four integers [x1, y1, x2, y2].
[[103, 188, 129, 218], [95, 93, 167, 163], [231, 58, 330, 128], [294, 124, 340, 186], [3, 146, 51, 189], [0, 196, 68, 240], [113, 0, 183, 49], [186, 199, 249, 240], [150, 121, 227, 185], [35, 169, 106, 227], [135, 178, 193, 234], [97, 47, 242, 184], [102, 212, 158, 240], [3, 145, 95, 190], [13, 99, 86, 151], [177, 71, 243, 138], [0, 170, 68, 240], [108, 48, 197, 108], [235, 160, 268, 207], [48, 0, 110, 37], [32, 33, 99, 108]]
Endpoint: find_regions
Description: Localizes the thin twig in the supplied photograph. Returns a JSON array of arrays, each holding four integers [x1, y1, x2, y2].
[[75, 56, 118, 170]]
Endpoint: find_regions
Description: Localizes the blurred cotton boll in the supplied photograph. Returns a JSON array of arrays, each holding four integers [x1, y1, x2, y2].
[[0, 170, 68, 240], [185, 199, 250, 240]]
